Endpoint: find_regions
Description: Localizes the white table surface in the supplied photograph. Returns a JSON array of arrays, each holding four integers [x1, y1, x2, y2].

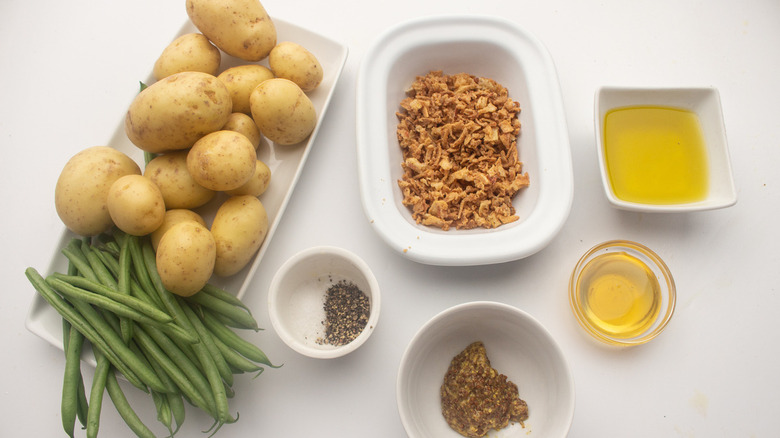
[[2, 0, 779, 437]]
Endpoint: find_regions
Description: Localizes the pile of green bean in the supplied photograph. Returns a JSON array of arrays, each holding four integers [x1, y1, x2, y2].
[[25, 230, 277, 438]]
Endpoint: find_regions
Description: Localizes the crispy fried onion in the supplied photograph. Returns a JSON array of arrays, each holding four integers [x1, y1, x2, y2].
[[396, 71, 529, 230]]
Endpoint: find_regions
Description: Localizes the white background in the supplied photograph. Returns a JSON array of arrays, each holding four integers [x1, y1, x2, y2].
[[2, 0, 779, 437]]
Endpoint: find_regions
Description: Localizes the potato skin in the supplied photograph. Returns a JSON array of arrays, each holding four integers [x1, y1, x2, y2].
[[125, 71, 233, 153], [144, 151, 215, 209], [186, 130, 257, 191], [269, 41, 323, 92], [211, 195, 268, 276], [55, 146, 141, 236], [156, 221, 216, 297], [217, 65, 274, 115], [186, 0, 276, 62], [222, 112, 263, 150], [225, 159, 271, 197], [153, 33, 221, 80], [107, 174, 166, 236], [150, 208, 207, 251], [250, 78, 317, 145]]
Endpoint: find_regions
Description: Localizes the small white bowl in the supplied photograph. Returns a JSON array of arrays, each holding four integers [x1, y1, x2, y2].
[[594, 86, 737, 212], [267, 246, 380, 359], [356, 15, 573, 266], [397, 301, 575, 438]]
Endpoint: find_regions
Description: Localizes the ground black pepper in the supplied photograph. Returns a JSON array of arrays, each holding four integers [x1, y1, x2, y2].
[[317, 280, 370, 346]]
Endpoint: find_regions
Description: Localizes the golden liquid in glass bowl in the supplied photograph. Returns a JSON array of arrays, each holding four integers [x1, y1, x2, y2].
[[575, 251, 661, 339]]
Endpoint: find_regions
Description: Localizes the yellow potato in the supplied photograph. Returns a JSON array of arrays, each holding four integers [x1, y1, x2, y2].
[[250, 78, 317, 145], [225, 159, 271, 197], [150, 208, 207, 251], [211, 195, 268, 276], [55, 146, 141, 236], [268, 41, 323, 92], [144, 151, 216, 209], [221, 112, 262, 149], [156, 221, 216, 297], [153, 33, 221, 80], [107, 174, 166, 236], [186, 130, 257, 191], [217, 65, 274, 114], [186, 0, 276, 62], [125, 71, 233, 153]]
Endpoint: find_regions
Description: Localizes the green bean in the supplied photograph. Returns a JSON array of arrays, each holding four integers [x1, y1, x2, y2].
[[141, 240, 191, 327], [182, 300, 234, 387], [80, 241, 117, 289], [134, 338, 179, 396], [48, 276, 198, 345], [61, 243, 98, 283], [93, 248, 120, 280], [140, 324, 217, 416], [118, 235, 134, 342], [105, 371, 156, 438], [200, 283, 252, 314], [209, 325, 263, 375], [67, 292, 167, 393], [201, 309, 278, 367], [86, 350, 110, 438], [62, 324, 86, 438], [133, 324, 213, 416], [47, 276, 170, 325], [128, 235, 165, 309], [152, 391, 173, 437], [25, 268, 147, 391], [50, 273, 172, 323], [189, 324, 235, 430], [62, 319, 89, 428], [167, 392, 185, 436], [188, 291, 259, 331]]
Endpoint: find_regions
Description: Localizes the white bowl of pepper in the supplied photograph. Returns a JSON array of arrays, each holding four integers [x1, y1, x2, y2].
[[268, 246, 380, 359]]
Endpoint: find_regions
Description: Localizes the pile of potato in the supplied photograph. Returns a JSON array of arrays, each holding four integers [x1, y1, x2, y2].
[[54, 0, 323, 297]]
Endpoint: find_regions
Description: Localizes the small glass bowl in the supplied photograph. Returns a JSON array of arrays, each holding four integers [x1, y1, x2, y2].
[[569, 240, 676, 346]]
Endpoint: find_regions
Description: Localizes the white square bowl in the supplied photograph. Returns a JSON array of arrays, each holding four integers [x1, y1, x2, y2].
[[594, 86, 737, 212], [356, 15, 573, 266]]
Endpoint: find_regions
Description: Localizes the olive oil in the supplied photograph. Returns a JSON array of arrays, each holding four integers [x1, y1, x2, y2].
[[575, 251, 661, 339], [604, 105, 709, 204]]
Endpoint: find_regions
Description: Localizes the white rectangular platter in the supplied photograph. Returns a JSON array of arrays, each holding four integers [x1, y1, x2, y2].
[[25, 17, 348, 356]]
